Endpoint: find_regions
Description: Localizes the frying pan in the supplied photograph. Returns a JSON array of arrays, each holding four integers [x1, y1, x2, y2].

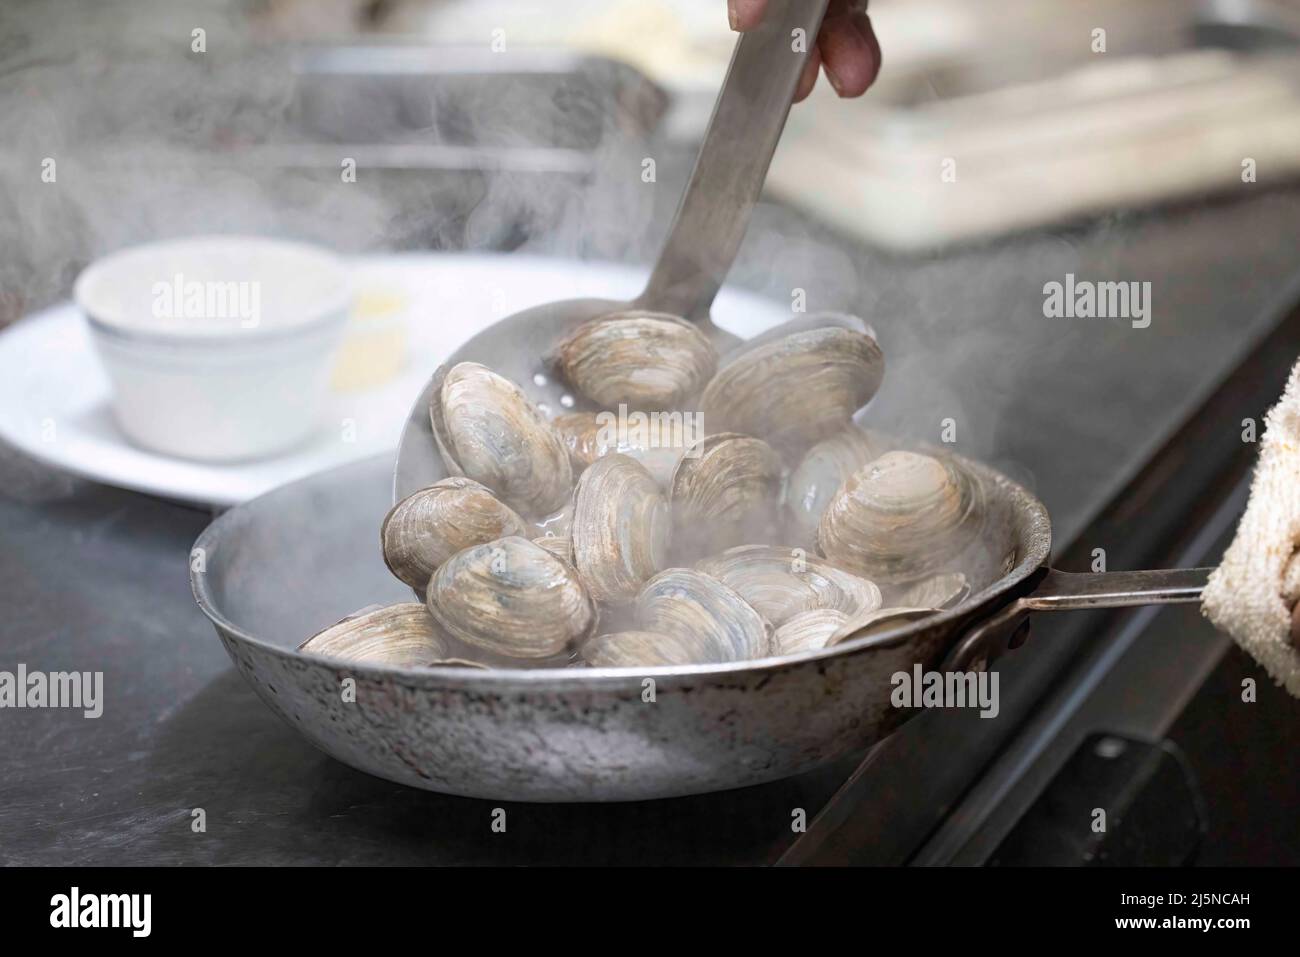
[[192, 448, 1214, 802], [191, 0, 1219, 800]]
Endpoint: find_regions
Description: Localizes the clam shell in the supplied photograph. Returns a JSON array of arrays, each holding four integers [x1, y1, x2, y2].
[[429, 362, 573, 518], [819, 450, 984, 584], [579, 630, 711, 668], [669, 432, 783, 559], [426, 536, 596, 659], [553, 411, 612, 470], [381, 478, 529, 590], [786, 426, 895, 546], [699, 322, 884, 458], [550, 311, 718, 410], [298, 603, 486, 669], [694, 544, 881, 626], [635, 568, 774, 661], [828, 606, 938, 647], [571, 454, 670, 603], [774, 608, 849, 655]]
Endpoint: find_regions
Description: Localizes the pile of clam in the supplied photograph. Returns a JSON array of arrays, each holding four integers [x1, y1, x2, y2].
[[300, 312, 986, 670]]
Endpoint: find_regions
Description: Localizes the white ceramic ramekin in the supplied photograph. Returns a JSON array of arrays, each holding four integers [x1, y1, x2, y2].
[[75, 236, 352, 461]]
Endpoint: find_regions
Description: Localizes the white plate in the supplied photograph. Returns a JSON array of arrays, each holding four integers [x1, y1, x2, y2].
[[0, 252, 786, 506]]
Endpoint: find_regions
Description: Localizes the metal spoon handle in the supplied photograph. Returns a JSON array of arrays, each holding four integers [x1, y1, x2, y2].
[[636, 0, 829, 320]]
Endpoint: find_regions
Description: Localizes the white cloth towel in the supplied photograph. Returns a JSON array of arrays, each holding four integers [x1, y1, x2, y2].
[[1202, 357, 1300, 696]]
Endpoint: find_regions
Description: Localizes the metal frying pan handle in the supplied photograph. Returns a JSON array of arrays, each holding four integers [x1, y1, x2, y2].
[[635, 0, 830, 320], [943, 567, 1216, 672]]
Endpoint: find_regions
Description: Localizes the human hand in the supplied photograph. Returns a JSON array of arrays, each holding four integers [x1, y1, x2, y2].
[[729, 0, 882, 102]]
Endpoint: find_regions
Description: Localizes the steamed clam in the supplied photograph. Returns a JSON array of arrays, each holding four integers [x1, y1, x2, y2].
[[694, 544, 880, 626], [699, 321, 884, 458], [382, 478, 529, 590], [429, 362, 573, 518], [773, 608, 849, 655], [324, 299, 998, 673], [298, 603, 486, 669], [580, 630, 712, 668], [570, 454, 670, 602], [786, 426, 894, 546], [549, 311, 718, 410], [635, 568, 774, 662], [426, 536, 596, 659], [669, 433, 783, 558], [819, 450, 984, 585]]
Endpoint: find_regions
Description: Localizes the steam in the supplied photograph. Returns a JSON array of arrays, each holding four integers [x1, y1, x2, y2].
[[1, 0, 1046, 502], [0, 0, 679, 316]]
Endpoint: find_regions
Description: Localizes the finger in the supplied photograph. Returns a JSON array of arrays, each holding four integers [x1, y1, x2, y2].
[[793, 46, 821, 102], [729, 0, 769, 31], [818, 7, 879, 96], [853, 10, 883, 88]]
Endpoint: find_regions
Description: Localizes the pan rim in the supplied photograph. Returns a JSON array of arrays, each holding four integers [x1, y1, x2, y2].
[[191, 451, 1052, 687]]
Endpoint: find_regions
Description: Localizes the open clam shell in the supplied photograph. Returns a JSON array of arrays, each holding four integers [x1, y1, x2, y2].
[[549, 310, 718, 410], [426, 536, 596, 660], [819, 450, 984, 585], [571, 454, 670, 603], [429, 362, 573, 518], [298, 603, 487, 669], [669, 432, 783, 559], [694, 544, 880, 626], [381, 477, 529, 590], [699, 320, 884, 458], [635, 568, 774, 662]]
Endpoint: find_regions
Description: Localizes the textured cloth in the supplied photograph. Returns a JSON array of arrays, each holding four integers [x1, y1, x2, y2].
[[1202, 358, 1300, 696]]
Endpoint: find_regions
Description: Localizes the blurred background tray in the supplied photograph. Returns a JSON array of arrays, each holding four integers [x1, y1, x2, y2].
[[768, 0, 1300, 247]]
